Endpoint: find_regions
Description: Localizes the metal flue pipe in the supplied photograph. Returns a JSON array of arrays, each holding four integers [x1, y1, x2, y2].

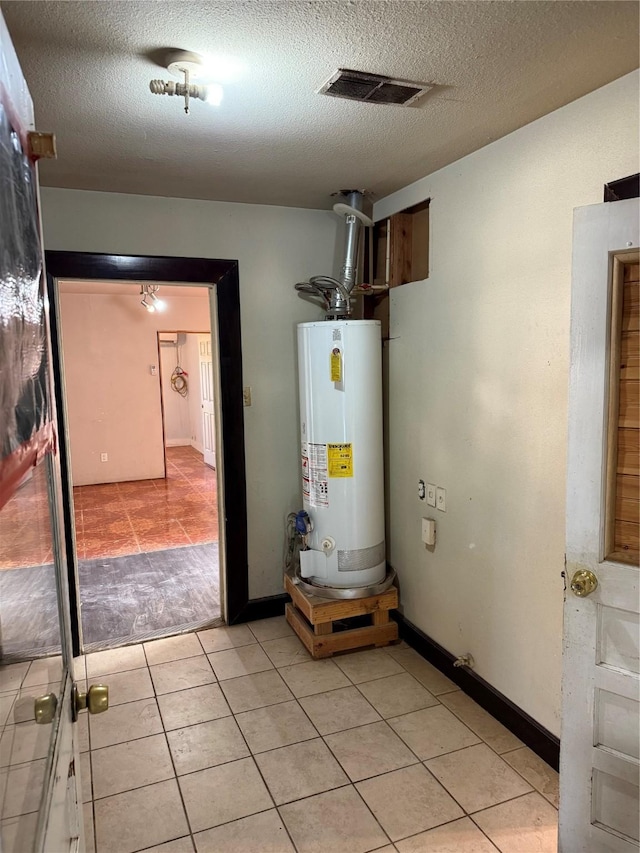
[[330, 190, 365, 315], [294, 189, 372, 319]]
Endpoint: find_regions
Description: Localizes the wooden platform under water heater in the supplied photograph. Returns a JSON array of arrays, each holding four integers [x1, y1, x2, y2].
[[284, 572, 398, 659]]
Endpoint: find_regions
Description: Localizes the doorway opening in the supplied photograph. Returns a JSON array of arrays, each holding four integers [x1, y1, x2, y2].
[[56, 281, 223, 650]]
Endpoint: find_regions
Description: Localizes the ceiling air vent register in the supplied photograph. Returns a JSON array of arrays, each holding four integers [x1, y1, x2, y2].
[[318, 69, 432, 106]]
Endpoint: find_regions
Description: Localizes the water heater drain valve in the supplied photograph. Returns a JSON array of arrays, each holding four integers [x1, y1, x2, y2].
[[321, 537, 336, 555]]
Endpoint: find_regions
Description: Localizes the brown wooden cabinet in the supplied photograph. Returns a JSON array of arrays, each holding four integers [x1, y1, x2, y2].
[[363, 199, 430, 338]]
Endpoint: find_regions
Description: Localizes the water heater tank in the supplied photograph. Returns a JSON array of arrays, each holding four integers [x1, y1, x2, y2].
[[297, 319, 385, 591]]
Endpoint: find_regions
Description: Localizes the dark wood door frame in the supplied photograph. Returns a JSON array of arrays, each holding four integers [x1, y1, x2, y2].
[[45, 250, 249, 653]]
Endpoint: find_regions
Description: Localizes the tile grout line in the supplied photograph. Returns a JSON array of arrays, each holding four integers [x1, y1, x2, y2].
[[430, 696, 523, 758], [466, 789, 555, 848], [142, 642, 199, 853], [121, 492, 142, 556], [218, 683, 300, 852], [492, 749, 559, 811], [351, 669, 442, 716]]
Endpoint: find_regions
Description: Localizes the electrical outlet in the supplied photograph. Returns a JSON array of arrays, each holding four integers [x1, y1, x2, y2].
[[426, 483, 436, 507], [100, 452, 108, 463], [421, 517, 436, 546], [436, 487, 446, 512], [243, 386, 252, 407]]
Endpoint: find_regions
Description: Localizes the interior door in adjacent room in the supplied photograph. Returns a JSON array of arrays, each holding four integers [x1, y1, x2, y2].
[[561, 197, 639, 852], [199, 334, 216, 469]]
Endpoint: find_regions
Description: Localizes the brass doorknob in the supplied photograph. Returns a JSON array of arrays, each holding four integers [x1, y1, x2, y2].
[[570, 569, 598, 597], [34, 692, 58, 725], [73, 683, 109, 718]]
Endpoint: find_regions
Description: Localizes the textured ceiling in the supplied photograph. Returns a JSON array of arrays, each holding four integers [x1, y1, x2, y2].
[[4, 1, 639, 209]]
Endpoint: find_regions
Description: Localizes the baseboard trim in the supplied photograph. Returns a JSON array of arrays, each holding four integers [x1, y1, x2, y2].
[[231, 592, 290, 624], [165, 439, 192, 447], [393, 611, 560, 771]]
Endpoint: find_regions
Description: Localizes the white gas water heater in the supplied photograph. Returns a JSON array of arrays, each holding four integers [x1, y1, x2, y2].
[[290, 191, 394, 599]]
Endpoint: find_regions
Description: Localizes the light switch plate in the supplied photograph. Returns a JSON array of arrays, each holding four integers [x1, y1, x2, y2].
[[426, 483, 436, 507], [243, 387, 252, 406], [436, 487, 446, 512]]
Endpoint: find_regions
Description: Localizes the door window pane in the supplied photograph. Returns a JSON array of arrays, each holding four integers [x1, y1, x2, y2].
[[0, 458, 64, 852]]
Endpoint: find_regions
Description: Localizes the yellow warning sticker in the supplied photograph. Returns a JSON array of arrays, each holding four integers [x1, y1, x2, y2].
[[328, 443, 353, 477], [330, 348, 342, 383]]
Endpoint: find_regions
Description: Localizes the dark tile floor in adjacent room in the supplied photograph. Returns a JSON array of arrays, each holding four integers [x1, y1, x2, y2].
[[0, 543, 220, 656], [0, 447, 220, 655]]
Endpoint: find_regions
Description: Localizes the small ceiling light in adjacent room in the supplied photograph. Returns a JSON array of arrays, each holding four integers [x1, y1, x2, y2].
[[150, 50, 226, 114], [149, 290, 166, 312], [140, 284, 166, 312]]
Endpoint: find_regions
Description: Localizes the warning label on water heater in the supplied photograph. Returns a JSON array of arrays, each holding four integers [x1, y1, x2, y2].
[[303, 443, 329, 507], [328, 443, 353, 478], [330, 348, 342, 383]]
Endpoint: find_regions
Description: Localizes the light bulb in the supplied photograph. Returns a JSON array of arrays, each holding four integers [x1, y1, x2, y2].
[[150, 292, 167, 312], [205, 84, 224, 106], [201, 56, 245, 84]]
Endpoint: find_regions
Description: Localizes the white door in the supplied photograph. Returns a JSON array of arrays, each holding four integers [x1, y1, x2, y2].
[[561, 198, 639, 851], [199, 335, 216, 469]]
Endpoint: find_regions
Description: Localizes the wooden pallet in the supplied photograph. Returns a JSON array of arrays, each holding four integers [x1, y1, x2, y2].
[[284, 572, 398, 659]]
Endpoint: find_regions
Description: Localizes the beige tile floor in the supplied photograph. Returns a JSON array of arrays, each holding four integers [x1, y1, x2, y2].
[[71, 618, 558, 853]]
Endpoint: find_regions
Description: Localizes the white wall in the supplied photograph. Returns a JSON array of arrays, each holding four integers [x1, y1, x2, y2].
[[42, 191, 338, 596], [374, 70, 639, 736], [160, 342, 191, 446], [59, 288, 211, 485]]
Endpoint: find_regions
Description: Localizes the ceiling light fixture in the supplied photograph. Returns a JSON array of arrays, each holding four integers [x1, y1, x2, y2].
[[150, 50, 224, 114], [149, 291, 166, 312], [140, 284, 166, 312]]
